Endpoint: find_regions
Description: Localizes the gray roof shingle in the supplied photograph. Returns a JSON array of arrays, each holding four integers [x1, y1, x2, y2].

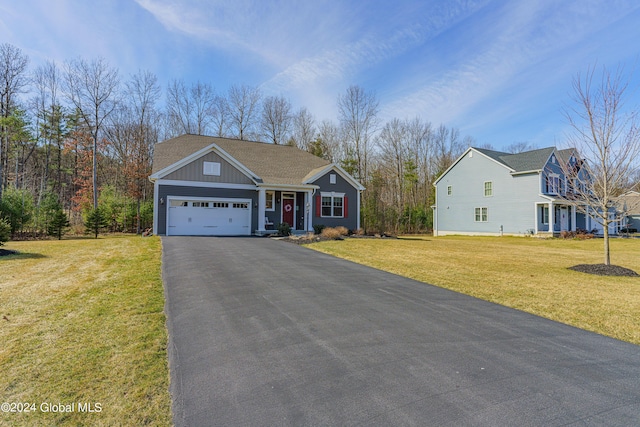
[[474, 146, 555, 173]]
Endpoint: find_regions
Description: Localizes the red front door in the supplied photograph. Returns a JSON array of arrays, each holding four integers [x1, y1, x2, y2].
[[282, 198, 294, 227]]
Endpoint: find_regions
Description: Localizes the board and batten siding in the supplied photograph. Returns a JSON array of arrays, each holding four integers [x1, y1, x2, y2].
[[310, 170, 359, 231], [163, 151, 254, 184], [156, 185, 258, 235], [436, 150, 547, 235]]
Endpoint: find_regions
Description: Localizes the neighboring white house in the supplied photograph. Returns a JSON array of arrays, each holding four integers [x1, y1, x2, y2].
[[432, 146, 613, 236]]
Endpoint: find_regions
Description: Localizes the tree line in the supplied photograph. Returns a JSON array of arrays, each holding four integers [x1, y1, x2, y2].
[[0, 42, 483, 238]]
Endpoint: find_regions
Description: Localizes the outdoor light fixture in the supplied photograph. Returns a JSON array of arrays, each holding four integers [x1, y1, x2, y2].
[[160, 197, 164, 205]]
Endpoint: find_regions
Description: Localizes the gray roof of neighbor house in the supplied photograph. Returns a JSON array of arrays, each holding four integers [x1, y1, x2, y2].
[[152, 134, 332, 185], [474, 147, 557, 173]]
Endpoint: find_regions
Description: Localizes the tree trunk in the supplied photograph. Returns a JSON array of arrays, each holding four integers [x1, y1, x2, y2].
[[603, 221, 611, 265]]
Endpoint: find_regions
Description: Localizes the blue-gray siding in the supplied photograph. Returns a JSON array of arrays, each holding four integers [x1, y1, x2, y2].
[[311, 170, 359, 231], [435, 151, 547, 235], [163, 151, 254, 184]]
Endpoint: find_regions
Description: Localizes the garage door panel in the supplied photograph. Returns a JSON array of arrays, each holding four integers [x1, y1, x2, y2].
[[167, 198, 251, 236]]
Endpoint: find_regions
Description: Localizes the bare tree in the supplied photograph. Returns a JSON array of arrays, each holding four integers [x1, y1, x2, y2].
[[316, 119, 342, 161], [64, 57, 120, 209], [505, 141, 538, 153], [211, 94, 230, 137], [291, 107, 315, 150], [337, 85, 379, 181], [227, 84, 261, 140], [260, 95, 292, 144], [166, 79, 191, 135], [0, 43, 29, 199], [560, 65, 640, 265]]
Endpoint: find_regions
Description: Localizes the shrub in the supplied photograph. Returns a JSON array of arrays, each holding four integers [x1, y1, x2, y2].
[[276, 222, 291, 236], [0, 218, 10, 246], [334, 226, 349, 236], [313, 224, 326, 235], [320, 227, 343, 240]]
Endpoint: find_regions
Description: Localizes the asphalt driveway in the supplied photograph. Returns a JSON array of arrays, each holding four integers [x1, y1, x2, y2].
[[162, 236, 640, 426]]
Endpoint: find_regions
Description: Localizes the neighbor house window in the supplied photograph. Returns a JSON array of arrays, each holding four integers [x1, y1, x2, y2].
[[474, 207, 488, 222], [541, 206, 549, 224], [546, 174, 560, 194], [203, 161, 221, 176], [447, 185, 452, 196], [265, 191, 275, 211], [484, 181, 493, 197], [321, 193, 344, 217]]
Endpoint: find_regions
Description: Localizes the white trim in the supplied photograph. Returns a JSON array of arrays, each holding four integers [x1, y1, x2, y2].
[[153, 179, 159, 234], [303, 163, 365, 191], [320, 192, 345, 218], [265, 190, 275, 211], [257, 183, 319, 191], [483, 181, 493, 197], [156, 179, 257, 190], [356, 190, 361, 230], [258, 188, 266, 231]]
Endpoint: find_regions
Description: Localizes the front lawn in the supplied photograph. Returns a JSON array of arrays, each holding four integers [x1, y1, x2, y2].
[[0, 235, 171, 426], [308, 236, 640, 345]]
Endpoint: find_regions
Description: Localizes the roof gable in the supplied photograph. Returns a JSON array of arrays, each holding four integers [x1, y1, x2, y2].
[[151, 134, 354, 187]]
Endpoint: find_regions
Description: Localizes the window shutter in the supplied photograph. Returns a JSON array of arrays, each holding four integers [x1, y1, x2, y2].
[[344, 196, 348, 217], [316, 195, 321, 217]]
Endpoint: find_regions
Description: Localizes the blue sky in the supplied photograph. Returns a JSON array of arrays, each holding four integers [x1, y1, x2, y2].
[[1, 0, 639, 151]]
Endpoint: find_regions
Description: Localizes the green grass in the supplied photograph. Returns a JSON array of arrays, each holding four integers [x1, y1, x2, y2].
[[308, 235, 640, 345], [0, 235, 171, 426]]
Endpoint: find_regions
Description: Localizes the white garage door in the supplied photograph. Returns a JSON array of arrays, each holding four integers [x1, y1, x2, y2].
[[167, 197, 252, 236]]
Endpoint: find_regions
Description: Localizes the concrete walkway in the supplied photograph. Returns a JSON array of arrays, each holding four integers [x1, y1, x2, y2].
[[162, 236, 640, 426]]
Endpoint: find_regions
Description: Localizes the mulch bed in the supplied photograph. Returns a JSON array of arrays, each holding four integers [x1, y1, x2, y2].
[[568, 264, 639, 277], [0, 248, 18, 257]]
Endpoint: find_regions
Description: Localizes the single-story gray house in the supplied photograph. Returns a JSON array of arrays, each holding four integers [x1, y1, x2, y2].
[[432, 146, 615, 236], [149, 134, 365, 236]]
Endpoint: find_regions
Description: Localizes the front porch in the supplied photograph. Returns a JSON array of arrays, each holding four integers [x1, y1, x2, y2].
[[256, 187, 315, 235], [534, 200, 584, 236]]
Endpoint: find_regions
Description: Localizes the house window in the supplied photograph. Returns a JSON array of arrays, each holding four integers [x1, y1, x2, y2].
[[232, 203, 248, 209], [170, 200, 188, 207], [212, 202, 228, 208], [203, 161, 221, 176], [192, 202, 209, 208], [484, 181, 493, 197], [321, 193, 344, 218], [474, 207, 488, 222], [330, 174, 337, 184], [265, 191, 275, 211], [541, 206, 549, 224], [447, 185, 452, 196], [546, 174, 560, 194]]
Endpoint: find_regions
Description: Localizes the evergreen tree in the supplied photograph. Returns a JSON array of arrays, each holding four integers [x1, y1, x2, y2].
[[0, 218, 9, 246], [84, 207, 108, 238], [48, 206, 69, 240]]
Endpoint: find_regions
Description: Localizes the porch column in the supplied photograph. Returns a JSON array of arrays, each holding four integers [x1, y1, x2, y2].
[[571, 205, 576, 231], [549, 202, 554, 233], [305, 190, 313, 231], [258, 188, 266, 232], [534, 204, 539, 234]]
